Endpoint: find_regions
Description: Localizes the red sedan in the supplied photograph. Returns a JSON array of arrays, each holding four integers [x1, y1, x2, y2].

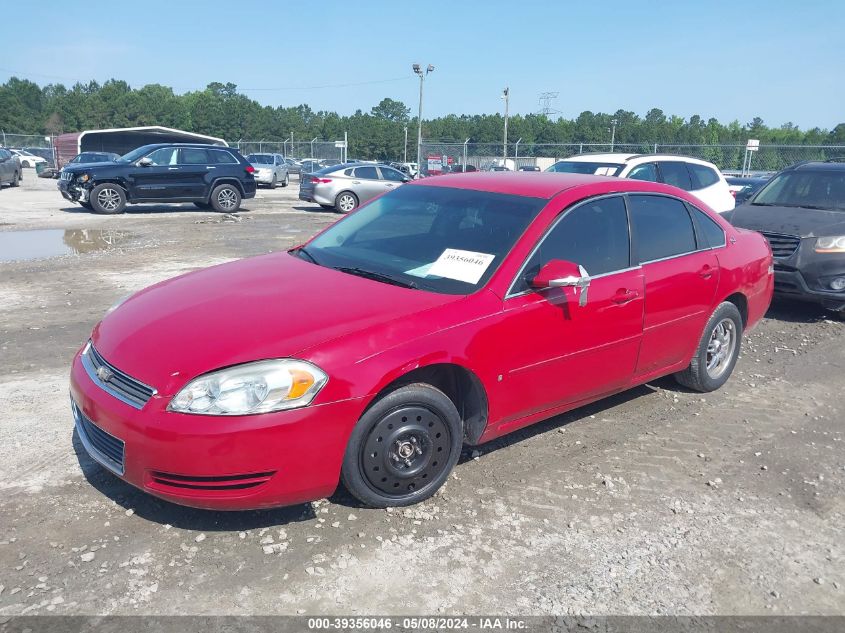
[[70, 173, 773, 510]]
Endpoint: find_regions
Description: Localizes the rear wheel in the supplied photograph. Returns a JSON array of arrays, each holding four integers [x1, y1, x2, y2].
[[210, 184, 241, 213], [10, 170, 20, 187], [675, 302, 743, 392], [90, 183, 126, 214], [335, 191, 358, 213], [341, 384, 463, 508], [270, 175, 277, 188]]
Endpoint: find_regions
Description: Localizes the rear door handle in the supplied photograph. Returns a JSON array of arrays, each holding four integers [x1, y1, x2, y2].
[[612, 289, 639, 304], [168, 167, 179, 171], [698, 265, 713, 279]]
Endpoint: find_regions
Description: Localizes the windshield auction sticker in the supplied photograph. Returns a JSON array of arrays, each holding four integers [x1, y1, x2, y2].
[[427, 249, 495, 284]]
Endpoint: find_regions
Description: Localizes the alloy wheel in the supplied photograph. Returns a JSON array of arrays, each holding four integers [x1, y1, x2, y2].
[[705, 318, 736, 379], [217, 188, 238, 211], [97, 188, 122, 212], [337, 193, 356, 212]]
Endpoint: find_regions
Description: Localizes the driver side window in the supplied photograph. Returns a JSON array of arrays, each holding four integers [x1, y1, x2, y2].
[[145, 148, 177, 166], [512, 196, 631, 294], [627, 163, 658, 182]]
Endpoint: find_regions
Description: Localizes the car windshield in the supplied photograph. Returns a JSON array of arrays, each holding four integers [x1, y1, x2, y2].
[[75, 153, 110, 163], [752, 170, 845, 210], [247, 154, 274, 164], [118, 145, 158, 163], [546, 161, 624, 176], [299, 185, 545, 295]]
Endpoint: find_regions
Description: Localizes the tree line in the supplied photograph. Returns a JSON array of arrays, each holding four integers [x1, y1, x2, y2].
[[1, 77, 843, 160]]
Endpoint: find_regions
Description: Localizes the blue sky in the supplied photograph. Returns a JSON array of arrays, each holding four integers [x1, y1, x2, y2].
[[4, 0, 843, 129]]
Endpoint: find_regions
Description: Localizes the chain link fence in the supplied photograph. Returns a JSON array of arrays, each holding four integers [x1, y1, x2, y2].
[[0, 133, 54, 149], [230, 140, 344, 161], [419, 141, 845, 174]]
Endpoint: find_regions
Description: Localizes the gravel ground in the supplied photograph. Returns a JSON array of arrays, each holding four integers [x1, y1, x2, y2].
[[0, 173, 842, 616]]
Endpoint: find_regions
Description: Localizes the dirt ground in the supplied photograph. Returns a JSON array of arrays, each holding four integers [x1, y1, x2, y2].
[[0, 172, 842, 616]]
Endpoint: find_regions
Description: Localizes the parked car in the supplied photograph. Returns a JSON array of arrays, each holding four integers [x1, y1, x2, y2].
[[547, 154, 736, 214], [518, 165, 541, 172], [0, 148, 22, 187], [70, 172, 772, 510], [448, 165, 478, 173], [9, 148, 47, 168], [299, 159, 324, 174], [284, 158, 302, 175], [725, 176, 770, 205], [391, 162, 419, 178], [23, 147, 56, 167], [246, 153, 289, 188], [728, 160, 845, 318], [67, 152, 121, 166], [58, 143, 256, 214], [299, 163, 409, 212]]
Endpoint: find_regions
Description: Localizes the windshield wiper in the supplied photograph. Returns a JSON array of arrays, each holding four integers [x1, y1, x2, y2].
[[294, 246, 320, 265], [334, 266, 418, 289]]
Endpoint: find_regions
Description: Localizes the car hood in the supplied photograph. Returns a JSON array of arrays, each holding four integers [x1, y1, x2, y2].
[[91, 252, 462, 395], [63, 162, 122, 174], [729, 203, 845, 238]]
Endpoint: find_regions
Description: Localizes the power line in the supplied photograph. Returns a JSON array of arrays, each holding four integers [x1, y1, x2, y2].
[[537, 91, 561, 116]]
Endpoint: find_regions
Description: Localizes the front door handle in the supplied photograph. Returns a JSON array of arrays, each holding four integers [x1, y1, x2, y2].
[[612, 289, 639, 304], [698, 265, 713, 279], [168, 167, 179, 171]]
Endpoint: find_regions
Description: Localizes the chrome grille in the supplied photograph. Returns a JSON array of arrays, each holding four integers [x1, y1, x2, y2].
[[81, 342, 156, 409], [72, 402, 125, 475], [760, 231, 801, 259], [60, 171, 73, 181]]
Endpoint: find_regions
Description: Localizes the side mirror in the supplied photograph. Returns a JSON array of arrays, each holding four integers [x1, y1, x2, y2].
[[530, 259, 591, 307], [138, 157, 153, 167]]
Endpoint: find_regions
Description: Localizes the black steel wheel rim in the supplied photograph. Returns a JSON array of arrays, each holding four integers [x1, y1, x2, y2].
[[361, 405, 451, 497]]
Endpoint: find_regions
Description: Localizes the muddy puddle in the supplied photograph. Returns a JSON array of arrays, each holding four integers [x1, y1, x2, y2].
[[0, 229, 133, 262]]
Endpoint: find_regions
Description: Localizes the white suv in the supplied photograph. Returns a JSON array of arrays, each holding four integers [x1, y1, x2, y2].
[[546, 153, 735, 213]]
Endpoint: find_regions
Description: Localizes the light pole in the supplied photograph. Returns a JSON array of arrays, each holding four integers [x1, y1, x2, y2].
[[610, 118, 618, 151], [413, 63, 434, 176], [502, 87, 510, 163], [403, 125, 408, 163]]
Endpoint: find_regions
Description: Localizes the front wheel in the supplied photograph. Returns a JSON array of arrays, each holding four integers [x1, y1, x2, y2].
[[675, 302, 743, 392], [335, 191, 358, 213], [340, 384, 463, 508], [281, 173, 289, 187], [90, 183, 126, 214], [10, 170, 20, 187], [210, 183, 241, 212]]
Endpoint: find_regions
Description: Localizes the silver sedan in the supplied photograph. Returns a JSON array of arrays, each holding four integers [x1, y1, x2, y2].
[[298, 163, 410, 212], [246, 153, 290, 188]]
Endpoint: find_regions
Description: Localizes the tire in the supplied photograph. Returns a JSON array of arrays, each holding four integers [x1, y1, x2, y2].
[[21, 160, 31, 169], [89, 183, 126, 214], [335, 191, 358, 213], [340, 383, 463, 508], [10, 170, 20, 187], [675, 301, 743, 392], [193, 201, 211, 209], [281, 173, 289, 187], [210, 183, 241, 213], [270, 175, 277, 189], [79, 202, 93, 211]]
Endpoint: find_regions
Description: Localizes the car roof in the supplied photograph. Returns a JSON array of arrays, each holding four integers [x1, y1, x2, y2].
[[408, 171, 640, 199], [787, 160, 845, 172], [556, 153, 719, 168], [138, 143, 233, 150]]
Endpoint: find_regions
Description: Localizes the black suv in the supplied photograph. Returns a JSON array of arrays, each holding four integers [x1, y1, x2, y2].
[[729, 159, 845, 317], [58, 143, 256, 214]]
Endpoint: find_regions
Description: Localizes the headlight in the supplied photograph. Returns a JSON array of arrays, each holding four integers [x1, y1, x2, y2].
[[815, 236, 845, 253], [168, 359, 328, 416]]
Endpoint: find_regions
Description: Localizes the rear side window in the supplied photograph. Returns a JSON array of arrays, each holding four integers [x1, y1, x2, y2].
[[689, 205, 726, 248], [180, 148, 210, 164], [354, 166, 379, 179], [628, 195, 696, 263], [514, 196, 630, 292], [627, 163, 658, 182], [658, 162, 693, 190], [688, 163, 720, 189], [210, 150, 239, 164]]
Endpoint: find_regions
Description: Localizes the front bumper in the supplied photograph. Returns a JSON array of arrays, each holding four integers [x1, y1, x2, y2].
[[773, 265, 845, 311], [70, 348, 367, 510], [253, 171, 276, 185], [58, 179, 88, 203]]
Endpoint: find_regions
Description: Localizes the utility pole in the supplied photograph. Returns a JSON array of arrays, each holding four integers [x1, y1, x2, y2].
[[310, 137, 317, 161], [502, 87, 510, 163], [610, 118, 618, 151], [413, 64, 435, 176], [403, 125, 408, 163]]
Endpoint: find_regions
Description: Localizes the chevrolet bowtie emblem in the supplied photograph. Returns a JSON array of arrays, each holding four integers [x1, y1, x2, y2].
[[96, 366, 114, 383]]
